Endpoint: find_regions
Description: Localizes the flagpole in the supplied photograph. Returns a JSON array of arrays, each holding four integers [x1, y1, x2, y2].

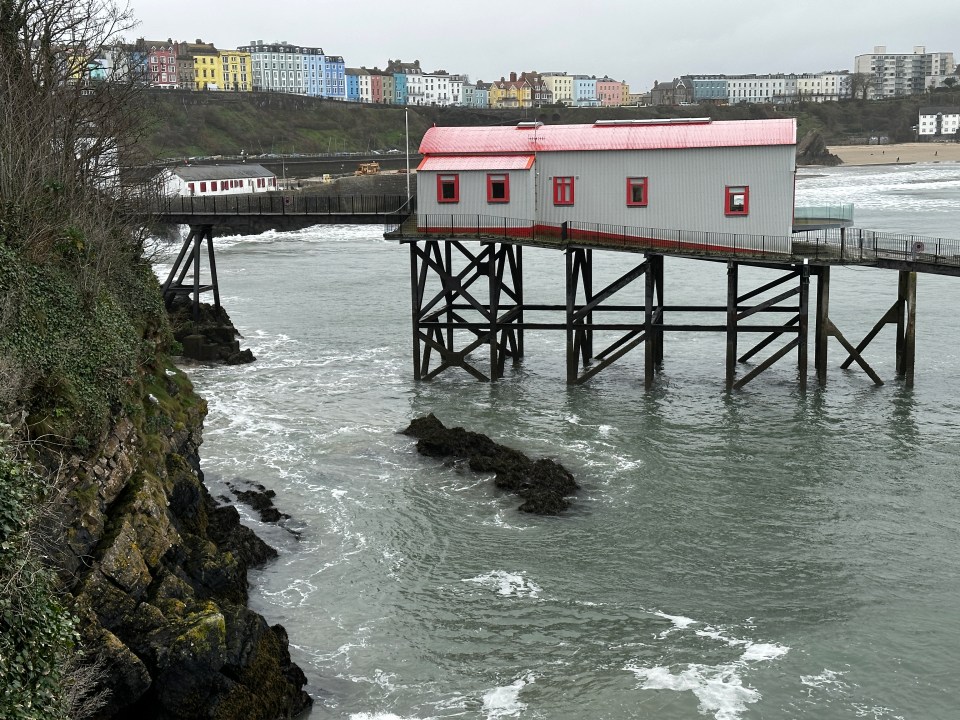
[[405, 107, 411, 204]]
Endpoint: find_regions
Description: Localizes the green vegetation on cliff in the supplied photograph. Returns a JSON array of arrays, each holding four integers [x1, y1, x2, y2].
[[139, 89, 960, 162]]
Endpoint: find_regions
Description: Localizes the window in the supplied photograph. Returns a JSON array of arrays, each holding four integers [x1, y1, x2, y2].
[[199, 182, 206, 192], [210, 181, 217, 191], [437, 174, 459, 203], [725, 185, 749, 215], [553, 176, 575, 206], [487, 173, 509, 203], [188, 182, 195, 194], [626, 177, 648, 207]]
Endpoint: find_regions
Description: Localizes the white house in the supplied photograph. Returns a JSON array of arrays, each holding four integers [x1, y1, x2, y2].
[[415, 118, 798, 251], [160, 164, 277, 196], [918, 107, 960, 137]]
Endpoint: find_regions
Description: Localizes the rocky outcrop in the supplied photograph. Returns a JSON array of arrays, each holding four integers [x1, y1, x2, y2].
[[796, 130, 843, 166], [60, 364, 310, 719], [402, 413, 579, 515], [167, 298, 256, 365]]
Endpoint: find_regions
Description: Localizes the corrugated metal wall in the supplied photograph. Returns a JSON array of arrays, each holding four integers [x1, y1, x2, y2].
[[417, 169, 536, 221], [417, 145, 796, 245], [536, 146, 795, 238]]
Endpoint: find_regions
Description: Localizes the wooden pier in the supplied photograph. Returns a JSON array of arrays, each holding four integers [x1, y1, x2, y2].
[[392, 216, 960, 390], [151, 194, 953, 390]]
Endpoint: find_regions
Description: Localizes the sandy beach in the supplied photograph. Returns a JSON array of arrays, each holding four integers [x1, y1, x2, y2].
[[827, 142, 960, 166]]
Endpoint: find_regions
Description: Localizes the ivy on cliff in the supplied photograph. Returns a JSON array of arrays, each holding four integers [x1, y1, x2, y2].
[[0, 453, 78, 720]]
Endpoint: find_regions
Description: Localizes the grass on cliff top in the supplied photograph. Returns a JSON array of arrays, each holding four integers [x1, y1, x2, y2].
[[139, 88, 960, 162]]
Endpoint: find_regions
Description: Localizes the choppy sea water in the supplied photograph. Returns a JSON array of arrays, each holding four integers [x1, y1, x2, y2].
[[162, 162, 960, 720]]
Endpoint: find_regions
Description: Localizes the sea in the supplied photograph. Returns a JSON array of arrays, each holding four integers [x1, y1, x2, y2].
[[159, 161, 960, 720]]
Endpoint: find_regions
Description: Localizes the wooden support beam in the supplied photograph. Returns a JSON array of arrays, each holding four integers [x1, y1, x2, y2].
[[735, 338, 801, 390], [840, 303, 898, 370], [798, 263, 810, 391], [829, 319, 884, 386], [726, 262, 738, 391], [897, 270, 917, 385], [814, 265, 830, 384]]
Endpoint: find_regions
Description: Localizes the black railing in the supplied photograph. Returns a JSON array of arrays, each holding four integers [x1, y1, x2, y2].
[[400, 214, 960, 269], [791, 228, 960, 267], [407, 214, 792, 258], [153, 194, 416, 217]]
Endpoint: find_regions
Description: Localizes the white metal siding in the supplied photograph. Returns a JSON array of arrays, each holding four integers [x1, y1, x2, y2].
[[417, 169, 535, 222], [535, 146, 795, 240]]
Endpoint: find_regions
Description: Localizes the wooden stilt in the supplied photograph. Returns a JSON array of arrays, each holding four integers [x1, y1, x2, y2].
[[897, 271, 917, 385], [726, 262, 739, 391], [814, 265, 830, 384], [798, 263, 809, 391], [161, 224, 218, 321]]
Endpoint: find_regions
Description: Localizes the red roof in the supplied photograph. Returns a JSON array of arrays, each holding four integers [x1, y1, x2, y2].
[[419, 119, 796, 155], [418, 155, 535, 171]]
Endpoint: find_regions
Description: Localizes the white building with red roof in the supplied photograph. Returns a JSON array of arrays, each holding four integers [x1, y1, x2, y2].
[[416, 118, 798, 250]]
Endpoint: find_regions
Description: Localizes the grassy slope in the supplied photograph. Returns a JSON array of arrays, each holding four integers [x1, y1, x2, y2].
[[138, 89, 960, 162]]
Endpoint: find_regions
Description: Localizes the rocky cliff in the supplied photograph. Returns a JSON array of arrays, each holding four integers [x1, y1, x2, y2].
[[51, 360, 311, 718]]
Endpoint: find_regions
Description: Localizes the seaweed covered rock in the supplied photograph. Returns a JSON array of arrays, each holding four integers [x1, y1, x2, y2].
[[402, 413, 579, 515]]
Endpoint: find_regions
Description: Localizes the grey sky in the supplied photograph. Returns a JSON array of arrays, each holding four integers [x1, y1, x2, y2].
[[129, 0, 960, 91]]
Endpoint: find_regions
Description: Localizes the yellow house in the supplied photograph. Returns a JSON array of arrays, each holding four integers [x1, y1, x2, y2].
[[219, 50, 252, 92], [193, 48, 221, 90]]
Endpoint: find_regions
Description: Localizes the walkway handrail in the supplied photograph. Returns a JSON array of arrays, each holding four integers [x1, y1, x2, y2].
[[151, 194, 416, 217], [400, 213, 960, 268]]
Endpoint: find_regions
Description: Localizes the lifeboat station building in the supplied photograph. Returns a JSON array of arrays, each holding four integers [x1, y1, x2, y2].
[[416, 118, 798, 253]]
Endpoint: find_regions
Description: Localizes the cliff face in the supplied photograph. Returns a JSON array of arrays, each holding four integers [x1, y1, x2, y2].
[[57, 362, 310, 719]]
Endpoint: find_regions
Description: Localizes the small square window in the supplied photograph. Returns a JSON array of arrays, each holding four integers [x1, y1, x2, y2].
[[553, 176, 575, 206], [487, 173, 510, 203], [627, 177, 648, 207], [437, 174, 459, 203], [725, 185, 749, 216]]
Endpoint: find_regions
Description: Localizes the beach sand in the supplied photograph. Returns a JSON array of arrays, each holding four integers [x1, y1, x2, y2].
[[828, 142, 960, 166]]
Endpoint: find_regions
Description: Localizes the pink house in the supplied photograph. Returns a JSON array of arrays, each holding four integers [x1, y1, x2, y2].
[[145, 40, 178, 89], [596, 77, 623, 107]]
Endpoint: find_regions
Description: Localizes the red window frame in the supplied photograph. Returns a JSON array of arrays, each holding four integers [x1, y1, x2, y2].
[[486, 173, 510, 203], [437, 174, 460, 203], [187, 182, 195, 194], [725, 185, 749, 216], [199, 181, 207, 192], [210, 181, 218, 191], [626, 177, 648, 207], [553, 176, 575, 206]]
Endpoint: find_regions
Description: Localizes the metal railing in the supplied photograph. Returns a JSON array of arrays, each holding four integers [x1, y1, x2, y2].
[[792, 228, 960, 267], [400, 214, 960, 270], [153, 194, 416, 217], [406, 214, 793, 258]]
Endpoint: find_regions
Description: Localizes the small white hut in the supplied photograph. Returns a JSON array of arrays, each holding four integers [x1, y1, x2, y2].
[[159, 164, 277, 196]]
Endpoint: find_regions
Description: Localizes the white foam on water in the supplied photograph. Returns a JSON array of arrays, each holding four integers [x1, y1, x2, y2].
[[628, 664, 759, 720], [800, 668, 848, 690], [463, 571, 542, 599], [632, 612, 790, 720], [350, 714, 436, 720], [598, 424, 613, 437], [481, 673, 534, 719], [655, 611, 697, 637], [739, 642, 789, 662]]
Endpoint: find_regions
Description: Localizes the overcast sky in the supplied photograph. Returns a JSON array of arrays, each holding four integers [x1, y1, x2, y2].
[[128, 0, 960, 91]]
